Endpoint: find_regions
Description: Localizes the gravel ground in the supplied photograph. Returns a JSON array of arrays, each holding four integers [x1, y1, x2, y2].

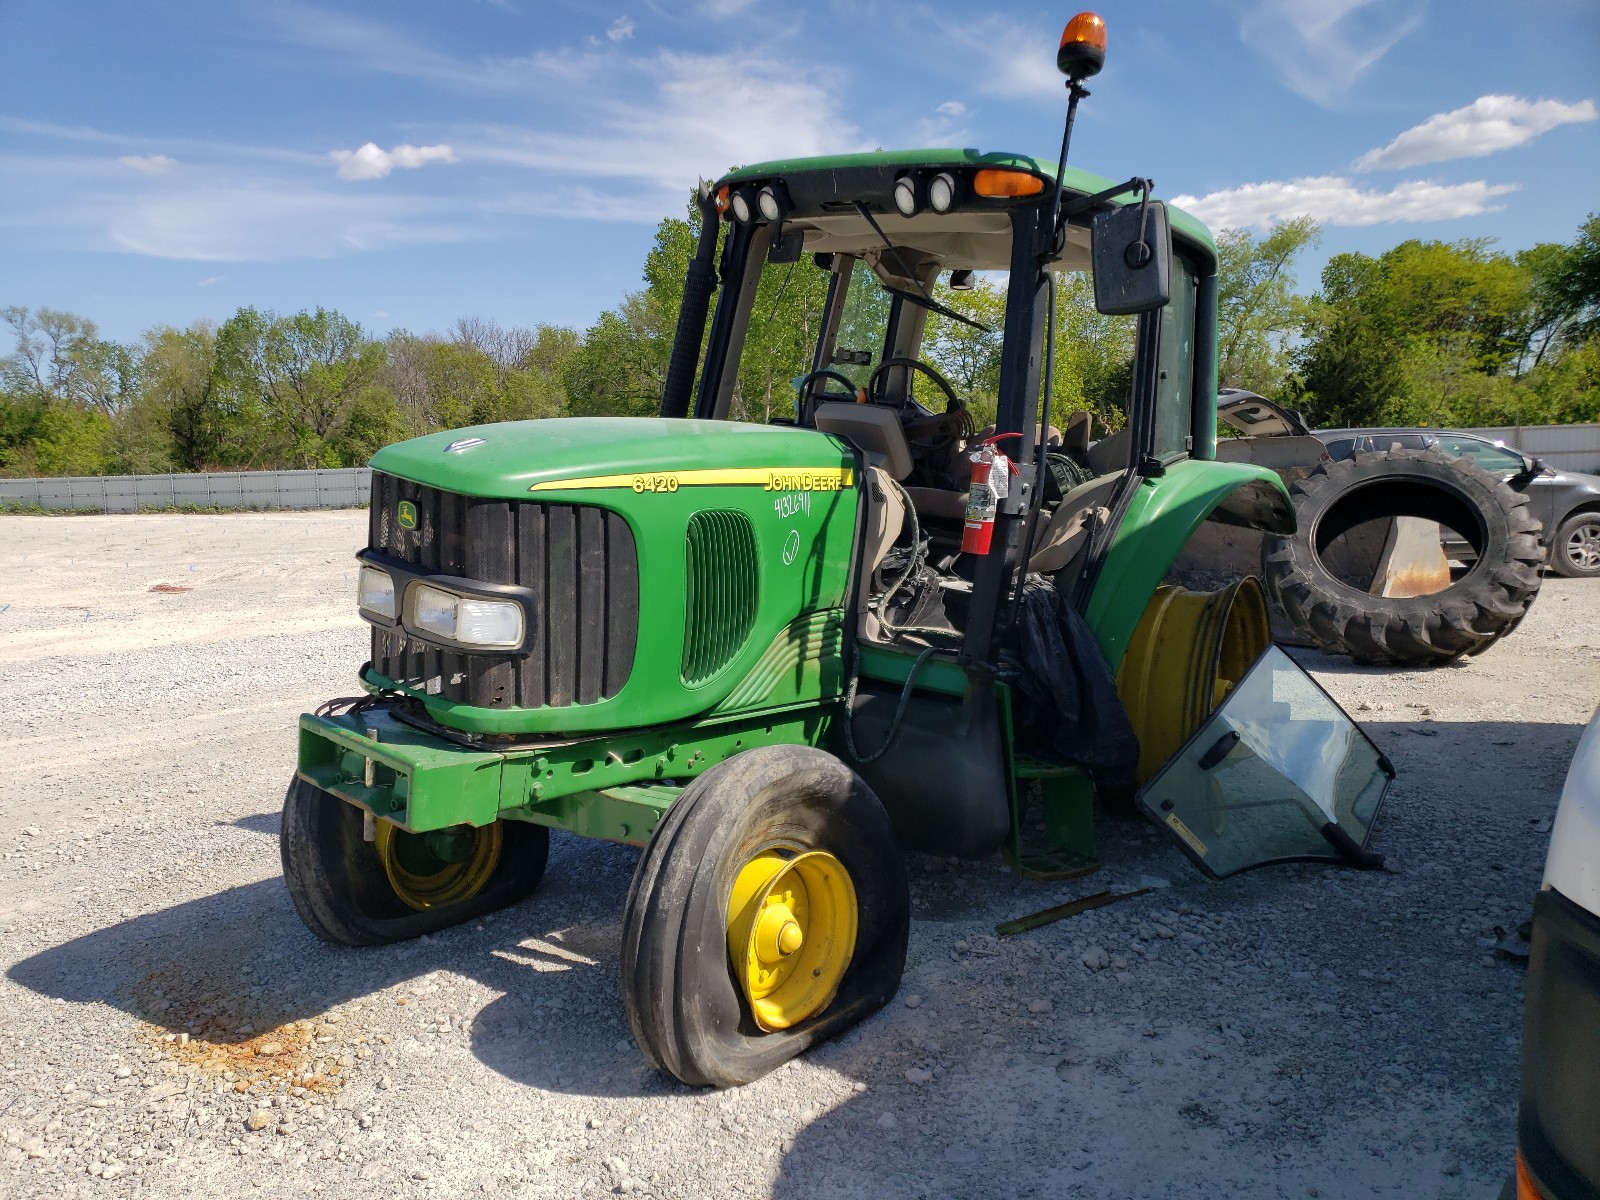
[[2, 510, 1597, 1199]]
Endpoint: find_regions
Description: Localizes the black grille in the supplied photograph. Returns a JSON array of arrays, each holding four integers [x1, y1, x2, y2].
[[368, 472, 639, 709]]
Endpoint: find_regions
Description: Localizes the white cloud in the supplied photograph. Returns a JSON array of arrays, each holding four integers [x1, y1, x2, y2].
[[1355, 94, 1598, 171], [196, 276, 224, 286], [118, 154, 177, 174], [1171, 176, 1519, 231], [329, 142, 458, 181], [607, 16, 634, 42], [1239, 0, 1424, 107], [936, 14, 1062, 103], [937, 101, 966, 118], [461, 51, 862, 194], [700, 0, 756, 15]]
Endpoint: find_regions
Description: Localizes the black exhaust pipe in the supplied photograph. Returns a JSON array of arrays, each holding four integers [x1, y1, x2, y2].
[[658, 185, 721, 419]]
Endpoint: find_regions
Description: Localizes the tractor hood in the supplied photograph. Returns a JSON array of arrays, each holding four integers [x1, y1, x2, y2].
[[369, 418, 856, 501]]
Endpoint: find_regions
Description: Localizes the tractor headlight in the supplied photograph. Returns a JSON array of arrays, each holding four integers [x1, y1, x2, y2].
[[408, 583, 524, 650], [730, 189, 754, 223], [357, 565, 396, 620], [928, 172, 956, 213]]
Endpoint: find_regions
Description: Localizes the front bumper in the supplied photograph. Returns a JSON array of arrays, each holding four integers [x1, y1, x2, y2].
[[296, 702, 827, 845], [1516, 887, 1600, 1198]]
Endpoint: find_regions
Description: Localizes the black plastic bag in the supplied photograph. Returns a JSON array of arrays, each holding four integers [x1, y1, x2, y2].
[[1011, 575, 1140, 792]]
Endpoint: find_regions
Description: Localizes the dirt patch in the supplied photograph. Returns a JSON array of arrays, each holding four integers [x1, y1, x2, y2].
[[134, 973, 356, 1096]]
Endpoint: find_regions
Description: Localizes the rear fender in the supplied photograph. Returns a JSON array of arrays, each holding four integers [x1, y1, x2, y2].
[[1084, 460, 1293, 671]]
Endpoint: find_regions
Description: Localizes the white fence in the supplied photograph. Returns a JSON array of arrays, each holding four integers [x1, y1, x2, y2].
[[0, 468, 371, 513], [1462, 424, 1600, 474]]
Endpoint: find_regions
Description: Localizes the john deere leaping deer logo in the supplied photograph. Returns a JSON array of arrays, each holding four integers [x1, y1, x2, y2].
[[397, 501, 418, 530]]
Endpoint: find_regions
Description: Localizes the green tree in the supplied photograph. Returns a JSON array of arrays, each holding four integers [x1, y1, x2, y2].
[[1215, 217, 1320, 395], [205, 307, 386, 468]]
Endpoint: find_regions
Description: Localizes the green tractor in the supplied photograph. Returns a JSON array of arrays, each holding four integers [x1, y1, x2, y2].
[[283, 13, 1391, 1087]]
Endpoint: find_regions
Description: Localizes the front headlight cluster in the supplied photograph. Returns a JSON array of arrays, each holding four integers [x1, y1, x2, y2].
[[408, 583, 524, 650], [356, 567, 525, 651]]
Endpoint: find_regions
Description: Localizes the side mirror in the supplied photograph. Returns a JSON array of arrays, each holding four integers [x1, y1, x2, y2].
[[1521, 454, 1546, 476], [1091, 200, 1172, 315]]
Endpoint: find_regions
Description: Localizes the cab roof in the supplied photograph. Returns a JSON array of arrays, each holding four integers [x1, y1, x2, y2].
[[720, 148, 1215, 257]]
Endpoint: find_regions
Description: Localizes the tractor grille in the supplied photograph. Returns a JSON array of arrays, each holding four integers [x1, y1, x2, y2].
[[369, 472, 639, 709], [681, 510, 759, 687]]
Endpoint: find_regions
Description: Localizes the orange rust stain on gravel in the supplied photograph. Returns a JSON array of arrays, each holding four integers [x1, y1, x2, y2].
[[133, 973, 349, 1094]]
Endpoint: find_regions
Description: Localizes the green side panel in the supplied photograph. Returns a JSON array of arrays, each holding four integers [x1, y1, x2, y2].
[[365, 418, 860, 735], [710, 609, 846, 716], [1083, 459, 1291, 670], [298, 706, 831, 836], [518, 783, 682, 848], [855, 643, 966, 698], [682, 509, 760, 686], [719, 148, 1215, 260]]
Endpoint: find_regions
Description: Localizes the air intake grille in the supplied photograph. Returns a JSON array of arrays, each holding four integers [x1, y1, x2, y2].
[[682, 510, 759, 687], [368, 472, 639, 709]]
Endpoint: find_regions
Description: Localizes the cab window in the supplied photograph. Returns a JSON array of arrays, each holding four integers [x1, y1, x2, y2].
[[1151, 254, 1199, 459]]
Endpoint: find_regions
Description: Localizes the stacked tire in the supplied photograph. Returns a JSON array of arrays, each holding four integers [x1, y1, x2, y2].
[[1264, 448, 1545, 666]]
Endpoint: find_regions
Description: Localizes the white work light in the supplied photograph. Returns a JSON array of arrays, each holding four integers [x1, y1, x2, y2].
[[730, 189, 754, 223], [892, 175, 920, 217], [758, 186, 783, 222], [928, 173, 956, 213]]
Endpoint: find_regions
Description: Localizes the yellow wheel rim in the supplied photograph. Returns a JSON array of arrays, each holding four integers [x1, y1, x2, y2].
[[725, 848, 857, 1032], [373, 820, 502, 911]]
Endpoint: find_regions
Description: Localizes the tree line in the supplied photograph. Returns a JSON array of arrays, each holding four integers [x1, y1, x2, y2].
[[2, 209, 1596, 478]]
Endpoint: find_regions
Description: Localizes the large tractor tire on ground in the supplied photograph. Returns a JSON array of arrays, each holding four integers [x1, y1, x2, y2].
[[621, 745, 908, 1088], [1263, 448, 1544, 666]]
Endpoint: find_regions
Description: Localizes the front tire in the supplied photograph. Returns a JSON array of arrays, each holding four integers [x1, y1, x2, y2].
[[1551, 511, 1600, 578], [621, 746, 908, 1088], [280, 777, 549, 946]]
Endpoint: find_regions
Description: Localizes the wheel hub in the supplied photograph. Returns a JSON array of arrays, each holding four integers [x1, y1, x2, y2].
[[374, 820, 502, 911], [1568, 522, 1600, 571], [726, 849, 857, 1031]]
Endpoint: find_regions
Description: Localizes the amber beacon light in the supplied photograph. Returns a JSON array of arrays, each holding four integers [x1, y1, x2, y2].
[[1057, 12, 1107, 81]]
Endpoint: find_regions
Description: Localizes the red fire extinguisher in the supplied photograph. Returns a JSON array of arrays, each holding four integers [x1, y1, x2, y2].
[[961, 435, 1020, 555]]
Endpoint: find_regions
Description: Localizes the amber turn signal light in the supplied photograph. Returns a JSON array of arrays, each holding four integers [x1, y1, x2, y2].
[[1057, 12, 1106, 80], [973, 169, 1046, 199]]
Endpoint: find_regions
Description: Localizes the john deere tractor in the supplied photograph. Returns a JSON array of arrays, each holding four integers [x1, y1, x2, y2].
[[283, 14, 1392, 1087]]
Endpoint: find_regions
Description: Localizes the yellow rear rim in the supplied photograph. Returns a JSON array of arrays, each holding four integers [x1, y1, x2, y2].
[[373, 820, 502, 911], [1115, 577, 1271, 782], [726, 848, 857, 1032]]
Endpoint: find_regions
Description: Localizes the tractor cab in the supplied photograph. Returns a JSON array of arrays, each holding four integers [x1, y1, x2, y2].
[[678, 152, 1190, 658]]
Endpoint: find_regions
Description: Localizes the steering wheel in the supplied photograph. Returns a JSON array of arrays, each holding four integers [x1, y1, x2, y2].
[[866, 357, 971, 461], [792, 368, 863, 423]]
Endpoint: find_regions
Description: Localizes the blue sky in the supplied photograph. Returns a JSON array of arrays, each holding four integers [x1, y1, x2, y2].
[[2, 0, 1597, 348]]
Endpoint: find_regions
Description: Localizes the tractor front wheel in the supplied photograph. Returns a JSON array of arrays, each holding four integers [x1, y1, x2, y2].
[[280, 777, 549, 946], [621, 745, 908, 1088]]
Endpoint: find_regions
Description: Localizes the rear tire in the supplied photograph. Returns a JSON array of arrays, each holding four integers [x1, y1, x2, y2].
[[280, 777, 548, 947], [1264, 449, 1544, 666], [621, 745, 908, 1088], [1550, 511, 1600, 578]]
